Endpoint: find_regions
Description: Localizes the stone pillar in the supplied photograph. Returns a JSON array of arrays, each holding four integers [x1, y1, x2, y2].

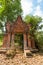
[[3, 33, 8, 48], [7, 33, 11, 47], [27, 34, 32, 48], [31, 37, 36, 49], [11, 33, 14, 47], [3, 33, 10, 48], [23, 33, 27, 50]]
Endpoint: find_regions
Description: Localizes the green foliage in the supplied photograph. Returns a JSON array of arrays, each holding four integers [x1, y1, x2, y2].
[[39, 24, 43, 29], [0, 20, 4, 32], [24, 15, 42, 35], [0, 34, 3, 40], [0, 0, 22, 32], [0, 0, 5, 14], [0, 34, 3, 46], [0, 0, 22, 21], [0, 22, 3, 29], [35, 32, 43, 51], [24, 15, 42, 30], [14, 34, 23, 46]]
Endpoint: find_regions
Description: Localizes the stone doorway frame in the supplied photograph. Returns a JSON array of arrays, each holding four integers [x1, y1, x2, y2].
[[11, 33, 24, 50]]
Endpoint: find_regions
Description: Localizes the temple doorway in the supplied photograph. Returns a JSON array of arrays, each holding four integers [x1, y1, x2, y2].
[[14, 33, 24, 51]]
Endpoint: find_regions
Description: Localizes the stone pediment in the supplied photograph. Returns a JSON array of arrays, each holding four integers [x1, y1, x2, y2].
[[12, 16, 27, 33]]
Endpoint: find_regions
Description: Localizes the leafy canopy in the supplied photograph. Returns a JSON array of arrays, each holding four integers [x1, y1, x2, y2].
[[0, 0, 5, 14], [0, 0, 22, 32], [24, 15, 42, 31], [0, 0, 22, 21]]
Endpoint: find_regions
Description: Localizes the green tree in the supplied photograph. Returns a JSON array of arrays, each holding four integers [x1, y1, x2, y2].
[[24, 15, 42, 35], [0, 0, 5, 14], [0, 0, 22, 32], [35, 31, 43, 51], [0, 0, 22, 21]]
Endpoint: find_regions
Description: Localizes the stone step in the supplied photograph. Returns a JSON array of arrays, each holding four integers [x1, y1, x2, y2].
[[30, 49, 38, 53], [0, 48, 7, 53]]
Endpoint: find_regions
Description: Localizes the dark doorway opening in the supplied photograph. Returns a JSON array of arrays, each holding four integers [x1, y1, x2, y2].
[[14, 33, 23, 50]]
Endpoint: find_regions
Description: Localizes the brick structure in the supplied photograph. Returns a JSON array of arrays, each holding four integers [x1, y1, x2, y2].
[[3, 16, 36, 51]]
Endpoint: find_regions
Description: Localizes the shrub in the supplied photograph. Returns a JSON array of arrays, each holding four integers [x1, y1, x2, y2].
[[35, 32, 43, 51]]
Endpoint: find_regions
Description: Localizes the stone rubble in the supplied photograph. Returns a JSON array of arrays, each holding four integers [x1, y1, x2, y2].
[[0, 53, 43, 65]]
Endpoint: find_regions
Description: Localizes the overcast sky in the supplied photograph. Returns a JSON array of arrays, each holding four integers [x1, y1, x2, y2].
[[21, 0, 43, 18]]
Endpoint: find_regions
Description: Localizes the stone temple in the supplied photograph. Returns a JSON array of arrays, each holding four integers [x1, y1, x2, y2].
[[3, 16, 37, 54]]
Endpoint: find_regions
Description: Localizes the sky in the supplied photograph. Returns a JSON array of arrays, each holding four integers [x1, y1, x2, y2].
[[21, 0, 43, 18]]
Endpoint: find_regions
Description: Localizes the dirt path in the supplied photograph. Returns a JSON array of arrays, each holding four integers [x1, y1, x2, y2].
[[0, 53, 43, 65]]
